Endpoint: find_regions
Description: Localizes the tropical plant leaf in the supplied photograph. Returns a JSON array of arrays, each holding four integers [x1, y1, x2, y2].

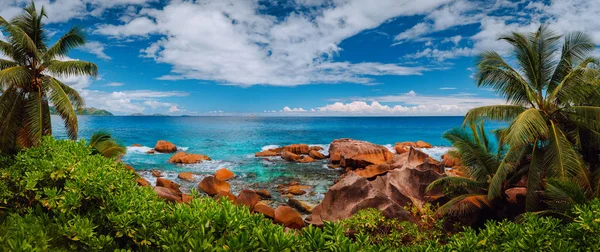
[[45, 60, 98, 78], [45, 77, 78, 139], [545, 120, 585, 179], [435, 194, 491, 217], [44, 27, 85, 61], [464, 105, 525, 124], [426, 176, 487, 194], [526, 142, 545, 211], [504, 108, 549, 147]]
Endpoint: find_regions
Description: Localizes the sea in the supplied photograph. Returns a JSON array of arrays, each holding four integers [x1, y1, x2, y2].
[[51, 116, 491, 206]]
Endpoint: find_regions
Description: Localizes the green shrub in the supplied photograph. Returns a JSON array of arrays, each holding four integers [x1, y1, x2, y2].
[[0, 137, 599, 251]]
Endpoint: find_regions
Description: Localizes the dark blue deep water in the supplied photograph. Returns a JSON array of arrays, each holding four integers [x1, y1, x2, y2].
[[52, 116, 481, 205]]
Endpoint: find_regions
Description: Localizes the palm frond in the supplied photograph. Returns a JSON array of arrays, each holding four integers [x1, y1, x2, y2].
[[0, 66, 32, 89], [23, 90, 45, 146], [443, 127, 499, 181], [526, 143, 545, 211], [475, 51, 536, 106], [45, 77, 79, 139], [45, 60, 98, 78], [0, 88, 25, 153], [435, 194, 491, 217], [545, 120, 586, 179], [549, 31, 596, 92], [488, 144, 529, 200], [544, 178, 589, 214], [44, 27, 85, 60], [0, 59, 18, 70], [89, 131, 126, 159], [504, 108, 549, 147], [426, 176, 488, 193], [464, 105, 525, 124]]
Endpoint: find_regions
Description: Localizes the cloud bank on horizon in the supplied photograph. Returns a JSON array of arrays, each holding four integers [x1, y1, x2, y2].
[[0, 0, 599, 115]]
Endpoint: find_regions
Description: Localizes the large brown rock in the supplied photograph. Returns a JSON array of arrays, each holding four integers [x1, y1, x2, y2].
[[255, 150, 278, 157], [156, 178, 182, 196], [235, 190, 261, 211], [306, 172, 413, 226], [155, 140, 177, 153], [198, 176, 230, 196], [282, 144, 310, 155], [154, 186, 182, 203], [307, 149, 445, 225], [274, 206, 304, 229], [151, 170, 163, 177], [254, 202, 276, 219], [281, 151, 301, 162], [329, 139, 394, 169], [215, 168, 235, 181], [308, 150, 326, 160], [169, 152, 211, 164]]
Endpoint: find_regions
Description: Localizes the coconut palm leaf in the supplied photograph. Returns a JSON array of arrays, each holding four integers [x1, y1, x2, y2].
[[435, 194, 491, 217], [23, 91, 45, 146], [504, 108, 549, 147], [463, 105, 525, 125], [488, 144, 529, 200], [549, 31, 596, 92], [0, 66, 32, 89], [545, 121, 585, 179], [89, 131, 126, 159], [0, 59, 18, 70], [0, 89, 24, 153], [442, 126, 498, 181], [45, 60, 98, 78], [45, 77, 78, 139], [44, 27, 85, 60], [526, 143, 545, 211], [544, 178, 589, 214], [426, 176, 487, 194]]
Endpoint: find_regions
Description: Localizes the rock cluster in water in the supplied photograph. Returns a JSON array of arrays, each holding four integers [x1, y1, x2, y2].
[[128, 138, 458, 230]]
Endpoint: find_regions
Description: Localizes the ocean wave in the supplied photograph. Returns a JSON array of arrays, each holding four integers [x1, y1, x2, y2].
[[127, 146, 153, 154], [418, 146, 453, 160], [261, 145, 281, 151], [127, 146, 188, 154]]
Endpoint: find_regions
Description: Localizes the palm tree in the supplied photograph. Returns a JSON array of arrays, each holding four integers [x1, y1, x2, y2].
[[426, 122, 502, 217], [89, 131, 126, 159], [0, 2, 97, 153], [464, 25, 600, 211]]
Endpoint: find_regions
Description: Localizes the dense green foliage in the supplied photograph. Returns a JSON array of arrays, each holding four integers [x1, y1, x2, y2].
[[0, 3, 97, 153], [0, 138, 599, 251]]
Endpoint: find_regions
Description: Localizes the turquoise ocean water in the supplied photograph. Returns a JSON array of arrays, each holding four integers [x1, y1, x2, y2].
[[51, 116, 484, 205]]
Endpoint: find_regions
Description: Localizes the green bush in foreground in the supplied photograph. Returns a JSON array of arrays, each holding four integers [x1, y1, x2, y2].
[[0, 138, 599, 251]]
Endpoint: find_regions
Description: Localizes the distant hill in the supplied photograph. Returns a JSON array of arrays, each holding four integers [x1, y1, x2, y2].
[[50, 107, 114, 116]]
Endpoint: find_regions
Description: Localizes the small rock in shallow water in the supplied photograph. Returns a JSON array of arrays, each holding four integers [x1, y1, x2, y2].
[[151, 170, 163, 177], [255, 150, 278, 157], [308, 150, 326, 160], [215, 168, 235, 181], [288, 198, 312, 213], [255, 189, 272, 199], [154, 140, 177, 153], [169, 152, 211, 164], [178, 172, 194, 181]]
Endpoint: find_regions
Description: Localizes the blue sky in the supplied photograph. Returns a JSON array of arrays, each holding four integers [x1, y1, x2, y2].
[[1, 0, 599, 115]]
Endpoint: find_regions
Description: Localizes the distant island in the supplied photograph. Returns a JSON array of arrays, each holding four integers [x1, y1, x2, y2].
[[129, 113, 169, 116], [50, 107, 114, 116]]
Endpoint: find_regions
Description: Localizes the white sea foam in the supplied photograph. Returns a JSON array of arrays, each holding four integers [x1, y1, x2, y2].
[[418, 146, 453, 160], [261, 145, 281, 151], [127, 146, 153, 154], [384, 144, 396, 154], [178, 147, 189, 151]]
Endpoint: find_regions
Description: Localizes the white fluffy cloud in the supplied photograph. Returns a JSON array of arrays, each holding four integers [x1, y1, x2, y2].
[[79, 41, 111, 60], [0, 0, 156, 23], [399, 0, 600, 61], [277, 90, 505, 116], [94, 0, 452, 86]]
